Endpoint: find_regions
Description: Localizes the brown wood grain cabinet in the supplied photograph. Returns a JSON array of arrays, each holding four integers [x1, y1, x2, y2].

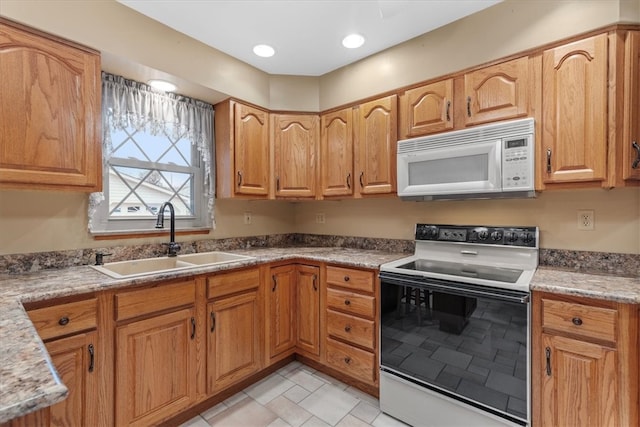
[[354, 95, 398, 196], [215, 99, 270, 198], [295, 265, 321, 357], [532, 292, 639, 427], [206, 268, 263, 394], [320, 107, 354, 197], [0, 19, 101, 192], [272, 114, 319, 198], [621, 30, 640, 183], [399, 79, 454, 138], [268, 264, 297, 363], [114, 280, 197, 427]]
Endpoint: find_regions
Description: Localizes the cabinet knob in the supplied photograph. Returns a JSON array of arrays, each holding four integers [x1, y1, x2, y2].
[[58, 316, 69, 326], [344, 299, 351, 306], [344, 357, 352, 365], [344, 325, 351, 333], [572, 317, 583, 326], [344, 276, 350, 282]]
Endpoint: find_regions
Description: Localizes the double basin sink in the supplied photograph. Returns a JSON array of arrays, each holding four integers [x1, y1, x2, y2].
[[91, 251, 254, 279]]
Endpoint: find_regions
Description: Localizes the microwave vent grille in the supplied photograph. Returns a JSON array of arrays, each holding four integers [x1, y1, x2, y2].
[[398, 118, 534, 154]]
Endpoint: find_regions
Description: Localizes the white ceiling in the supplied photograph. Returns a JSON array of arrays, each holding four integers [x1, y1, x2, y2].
[[117, 0, 502, 77]]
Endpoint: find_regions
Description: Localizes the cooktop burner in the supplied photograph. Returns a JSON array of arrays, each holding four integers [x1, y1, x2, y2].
[[396, 259, 523, 283]]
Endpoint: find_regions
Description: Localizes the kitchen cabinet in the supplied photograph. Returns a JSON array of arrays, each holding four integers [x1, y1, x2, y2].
[[399, 79, 453, 138], [621, 30, 640, 182], [206, 268, 262, 394], [272, 114, 319, 198], [354, 95, 398, 196], [268, 264, 297, 363], [215, 99, 270, 198], [296, 264, 321, 357], [323, 265, 378, 386], [0, 19, 101, 192], [114, 280, 197, 427], [6, 298, 100, 427], [540, 34, 608, 186], [532, 292, 639, 427], [320, 107, 354, 197]]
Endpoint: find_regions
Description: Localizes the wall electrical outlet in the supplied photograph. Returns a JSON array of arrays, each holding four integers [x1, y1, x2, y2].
[[315, 213, 325, 224], [577, 210, 594, 230], [243, 212, 252, 225]]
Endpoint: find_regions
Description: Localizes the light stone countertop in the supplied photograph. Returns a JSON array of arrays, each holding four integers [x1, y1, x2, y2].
[[0, 247, 638, 423]]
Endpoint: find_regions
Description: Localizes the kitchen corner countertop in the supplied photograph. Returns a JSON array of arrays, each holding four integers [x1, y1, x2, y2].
[[0, 247, 406, 423], [0, 247, 638, 423]]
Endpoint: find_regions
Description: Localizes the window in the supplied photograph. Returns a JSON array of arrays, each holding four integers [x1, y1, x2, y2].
[[89, 73, 214, 234]]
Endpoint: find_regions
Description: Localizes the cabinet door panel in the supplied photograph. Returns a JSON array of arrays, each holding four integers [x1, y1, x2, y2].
[[400, 80, 453, 138], [296, 265, 320, 356], [542, 35, 608, 184], [623, 31, 640, 181], [235, 103, 270, 195], [269, 265, 296, 358], [116, 308, 196, 427], [207, 291, 261, 393], [320, 108, 353, 197]]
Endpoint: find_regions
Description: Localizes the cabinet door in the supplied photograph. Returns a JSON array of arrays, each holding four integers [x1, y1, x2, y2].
[[116, 307, 196, 427], [355, 95, 398, 196], [207, 290, 261, 394], [273, 114, 319, 198], [268, 265, 296, 359], [400, 79, 453, 138], [235, 102, 270, 196], [296, 265, 320, 357], [0, 21, 101, 191], [542, 34, 608, 185], [320, 108, 354, 197], [464, 57, 529, 126], [540, 334, 618, 427], [623, 31, 640, 181]]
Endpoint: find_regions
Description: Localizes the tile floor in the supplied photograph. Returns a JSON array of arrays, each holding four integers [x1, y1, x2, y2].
[[179, 361, 409, 427]]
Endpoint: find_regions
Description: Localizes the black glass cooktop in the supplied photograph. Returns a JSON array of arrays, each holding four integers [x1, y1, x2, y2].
[[397, 259, 523, 283]]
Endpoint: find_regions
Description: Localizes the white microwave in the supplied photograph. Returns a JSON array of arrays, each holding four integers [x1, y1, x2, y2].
[[397, 118, 535, 200]]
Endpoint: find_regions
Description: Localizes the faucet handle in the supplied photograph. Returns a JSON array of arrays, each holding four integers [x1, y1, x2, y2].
[[95, 252, 112, 266], [162, 242, 181, 257]]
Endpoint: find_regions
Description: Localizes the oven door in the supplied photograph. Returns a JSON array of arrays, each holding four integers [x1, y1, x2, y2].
[[397, 139, 501, 197], [379, 271, 530, 426]]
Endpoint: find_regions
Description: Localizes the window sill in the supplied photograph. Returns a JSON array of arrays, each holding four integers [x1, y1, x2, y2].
[[92, 227, 211, 241]]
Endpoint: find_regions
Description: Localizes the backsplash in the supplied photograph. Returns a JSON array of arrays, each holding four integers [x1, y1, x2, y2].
[[0, 234, 637, 277]]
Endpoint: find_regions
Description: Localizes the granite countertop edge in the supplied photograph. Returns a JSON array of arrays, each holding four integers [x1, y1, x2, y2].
[[0, 247, 638, 423]]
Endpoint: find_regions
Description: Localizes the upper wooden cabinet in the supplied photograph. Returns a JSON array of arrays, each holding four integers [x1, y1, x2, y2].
[[272, 114, 319, 198], [621, 30, 640, 183], [0, 19, 101, 192], [399, 79, 453, 138], [540, 34, 608, 186], [354, 95, 398, 196], [215, 99, 270, 198], [464, 56, 530, 126], [320, 108, 354, 197]]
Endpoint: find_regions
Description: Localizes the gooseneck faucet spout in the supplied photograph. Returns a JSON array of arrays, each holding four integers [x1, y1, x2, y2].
[[156, 201, 181, 257]]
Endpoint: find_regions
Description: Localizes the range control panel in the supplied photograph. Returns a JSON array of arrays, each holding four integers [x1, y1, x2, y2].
[[415, 224, 538, 248]]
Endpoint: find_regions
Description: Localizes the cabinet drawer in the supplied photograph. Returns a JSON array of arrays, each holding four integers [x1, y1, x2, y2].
[[541, 298, 617, 343], [326, 338, 376, 384], [28, 298, 97, 341], [208, 268, 260, 299], [326, 266, 374, 293], [115, 280, 195, 321], [327, 288, 375, 318], [327, 310, 375, 350]]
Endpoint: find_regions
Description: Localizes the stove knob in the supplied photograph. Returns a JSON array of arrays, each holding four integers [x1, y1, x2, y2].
[[507, 231, 518, 242], [478, 229, 489, 240], [521, 233, 534, 244], [491, 231, 503, 241], [427, 226, 438, 239]]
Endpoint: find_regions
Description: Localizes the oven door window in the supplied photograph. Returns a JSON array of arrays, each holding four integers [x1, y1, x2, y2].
[[380, 280, 529, 422]]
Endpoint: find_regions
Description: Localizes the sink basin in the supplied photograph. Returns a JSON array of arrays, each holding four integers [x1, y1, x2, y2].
[[91, 251, 254, 279]]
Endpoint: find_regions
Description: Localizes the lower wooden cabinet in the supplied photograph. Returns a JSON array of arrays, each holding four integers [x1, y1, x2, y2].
[[268, 264, 297, 362], [296, 265, 321, 357], [532, 292, 639, 427], [206, 268, 262, 394]]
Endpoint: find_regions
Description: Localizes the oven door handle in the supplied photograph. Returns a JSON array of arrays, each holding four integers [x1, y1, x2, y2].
[[379, 272, 530, 304]]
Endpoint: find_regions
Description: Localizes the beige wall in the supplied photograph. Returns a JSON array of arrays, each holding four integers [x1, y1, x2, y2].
[[294, 188, 640, 255]]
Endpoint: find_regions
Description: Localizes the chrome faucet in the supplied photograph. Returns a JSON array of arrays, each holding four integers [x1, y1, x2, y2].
[[155, 201, 181, 257]]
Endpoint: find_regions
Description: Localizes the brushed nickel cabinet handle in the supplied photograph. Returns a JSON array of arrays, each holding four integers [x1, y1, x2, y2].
[[466, 96, 472, 117], [88, 344, 95, 373], [632, 141, 640, 169], [359, 172, 364, 188], [346, 173, 351, 189], [191, 317, 196, 340], [210, 311, 216, 333], [237, 171, 242, 187], [546, 149, 552, 174], [312, 274, 318, 291], [272, 275, 277, 292], [446, 100, 451, 122], [545, 347, 551, 376]]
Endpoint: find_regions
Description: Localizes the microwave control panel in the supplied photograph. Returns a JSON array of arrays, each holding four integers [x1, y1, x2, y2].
[[502, 136, 534, 191]]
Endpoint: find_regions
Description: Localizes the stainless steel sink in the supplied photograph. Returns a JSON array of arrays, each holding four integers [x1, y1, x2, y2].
[[91, 251, 254, 279]]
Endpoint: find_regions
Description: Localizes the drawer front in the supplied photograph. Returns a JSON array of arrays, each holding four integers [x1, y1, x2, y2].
[[207, 267, 260, 299], [115, 280, 195, 321], [28, 298, 97, 341], [542, 298, 617, 342], [327, 310, 375, 350], [326, 338, 376, 384], [326, 288, 375, 318], [326, 266, 374, 293]]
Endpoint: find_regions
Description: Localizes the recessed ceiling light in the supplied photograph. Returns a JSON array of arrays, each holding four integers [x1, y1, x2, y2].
[[253, 44, 275, 58], [147, 79, 177, 92], [342, 34, 365, 49]]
